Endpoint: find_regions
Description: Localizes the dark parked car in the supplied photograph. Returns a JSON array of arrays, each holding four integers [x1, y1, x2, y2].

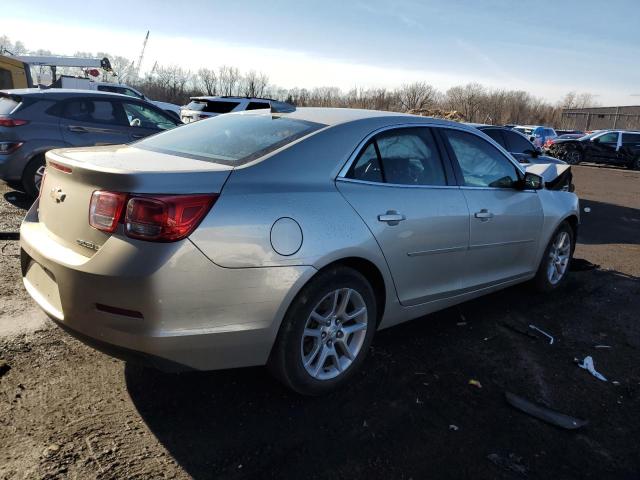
[[472, 125, 565, 165], [555, 129, 584, 136], [471, 125, 573, 191], [0, 89, 181, 196], [547, 130, 640, 169]]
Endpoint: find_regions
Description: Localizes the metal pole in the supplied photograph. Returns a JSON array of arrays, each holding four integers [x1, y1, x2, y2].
[[613, 106, 619, 129]]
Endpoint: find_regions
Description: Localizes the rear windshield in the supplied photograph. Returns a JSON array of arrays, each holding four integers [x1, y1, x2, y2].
[[135, 113, 326, 165], [186, 100, 239, 114], [0, 95, 20, 115]]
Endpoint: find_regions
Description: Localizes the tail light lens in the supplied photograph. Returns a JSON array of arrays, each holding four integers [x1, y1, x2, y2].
[[0, 117, 29, 127], [89, 191, 128, 233], [89, 191, 216, 241], [125, 194, 216, 241]]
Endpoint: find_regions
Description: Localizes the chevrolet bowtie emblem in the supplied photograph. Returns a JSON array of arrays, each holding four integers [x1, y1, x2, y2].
[[50, 187, 66, 203]]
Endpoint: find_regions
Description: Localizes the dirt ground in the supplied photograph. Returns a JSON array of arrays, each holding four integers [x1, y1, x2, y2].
[[1, 165, 639, 480]]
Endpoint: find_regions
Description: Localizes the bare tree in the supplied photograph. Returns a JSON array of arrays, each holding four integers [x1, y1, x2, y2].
[[561, 91, 599, 109], [218, 65, 241, 96], [241, 70, 269, 98], [396, 82, 437, 111], [197, 68, 218, 95], [445, 83, 486, 122]]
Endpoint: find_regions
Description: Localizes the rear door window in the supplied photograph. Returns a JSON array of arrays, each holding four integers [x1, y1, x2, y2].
[[136, 113, 325, 165], [347, 127, 447, 186], [622, 133, 640, 144], [61, 99, 128, 126]]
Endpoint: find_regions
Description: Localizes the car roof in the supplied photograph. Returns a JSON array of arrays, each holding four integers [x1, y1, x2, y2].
[[276, 107, 462, 127], [0, 88, 136, 99], [190, 96, 274, 102]]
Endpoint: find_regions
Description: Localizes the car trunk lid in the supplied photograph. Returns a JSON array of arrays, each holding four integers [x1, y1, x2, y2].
[[38, 144, 232, 256]]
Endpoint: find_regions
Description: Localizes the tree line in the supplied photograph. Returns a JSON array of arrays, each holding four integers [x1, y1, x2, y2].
[[1, 35, 598, 126]]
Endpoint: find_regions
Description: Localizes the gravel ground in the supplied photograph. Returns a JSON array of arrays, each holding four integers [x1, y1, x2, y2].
[[0, 165, 639, 479]]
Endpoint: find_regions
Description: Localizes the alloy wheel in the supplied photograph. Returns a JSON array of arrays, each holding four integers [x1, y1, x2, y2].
[[300, 288, 368, 380], [34, 165, 46, 192], [565, 150, 581, 165], [547, 231, 571, 285]]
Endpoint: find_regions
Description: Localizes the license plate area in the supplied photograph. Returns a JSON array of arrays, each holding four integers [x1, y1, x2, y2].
[[23, 255, 64, 320]]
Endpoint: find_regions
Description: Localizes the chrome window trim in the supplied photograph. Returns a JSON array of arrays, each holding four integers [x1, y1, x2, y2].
[[336, 177, 460, 190], [336, 122, 527, 189]]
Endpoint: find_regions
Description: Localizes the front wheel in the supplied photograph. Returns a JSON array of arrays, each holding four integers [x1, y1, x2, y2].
[[564, 149, 582, 165], [268, 266, 377, 395], [629, 156, 640, 170], [533, 222, 574, 292]]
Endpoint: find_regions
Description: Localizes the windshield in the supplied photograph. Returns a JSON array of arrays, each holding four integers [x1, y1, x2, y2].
[[578, 131, 603, 141], [136, 112, 326, 165]]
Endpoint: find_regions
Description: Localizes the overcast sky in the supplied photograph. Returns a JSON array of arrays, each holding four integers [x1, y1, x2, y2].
[[3, 0, 639, 105]]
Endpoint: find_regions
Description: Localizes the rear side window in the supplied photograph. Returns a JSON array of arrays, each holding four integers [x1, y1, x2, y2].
[[246, 102, 270, 111], [348, 127, 447, 186], [597, 132, 618, 143], [0, 95, 19, 114], [504, 131, 534, 153], [481, 129, 506, 148], [0, 68, 13, 90], [443, 129, 519, 188], [622, 133, 640, 144], [61, 99, 128, 126], [186, 100, 239, 114], [136, 113, 325, 165]]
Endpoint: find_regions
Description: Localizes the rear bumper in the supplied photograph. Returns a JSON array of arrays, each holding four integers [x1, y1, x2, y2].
[[20, 204, 316, 370]]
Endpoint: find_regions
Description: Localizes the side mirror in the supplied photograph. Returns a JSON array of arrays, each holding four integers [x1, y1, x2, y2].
[[522, 172, 543, 190], [592, 137, 599, 143]]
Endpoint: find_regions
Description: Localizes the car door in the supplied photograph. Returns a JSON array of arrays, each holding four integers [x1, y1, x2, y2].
[[438, 127, 544, 288], [59, 97, 132, 146], [120, 101, 179, 140], [336, 126, 470, 306], [621, 133, 640, 165], [589, 131, 620, 163]]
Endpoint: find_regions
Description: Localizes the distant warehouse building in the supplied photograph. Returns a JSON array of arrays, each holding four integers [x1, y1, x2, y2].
[[560, 105, 640, 131]]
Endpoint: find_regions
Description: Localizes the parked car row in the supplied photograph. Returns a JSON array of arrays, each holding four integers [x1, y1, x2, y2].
[[546, 129, 640, 169]]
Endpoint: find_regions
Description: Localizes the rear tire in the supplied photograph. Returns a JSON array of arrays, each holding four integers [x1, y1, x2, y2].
[[21, 155, 46, 198], [533, 222, 574, 292], [268, 266, 377, 396]]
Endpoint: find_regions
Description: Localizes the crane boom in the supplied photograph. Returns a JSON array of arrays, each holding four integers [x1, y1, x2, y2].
[[135, 30, 149, 78]]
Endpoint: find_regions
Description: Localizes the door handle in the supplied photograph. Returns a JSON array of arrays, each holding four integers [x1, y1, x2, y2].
[[68, 125, 89, 133], [474, 209, 494, 221], [378, 210, 406, 226], [131, 133, 145, 139]]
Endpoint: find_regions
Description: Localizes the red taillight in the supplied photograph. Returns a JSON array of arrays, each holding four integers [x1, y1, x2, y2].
[[0, 117, 29, 127], [49, 161, 72, 173], [89, 191, 128, 233], [125, 194, 217, 241], [88, 191, 217, 241]]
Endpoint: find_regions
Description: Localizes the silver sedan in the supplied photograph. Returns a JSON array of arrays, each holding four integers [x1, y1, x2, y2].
[[20, 108, 579, 395]]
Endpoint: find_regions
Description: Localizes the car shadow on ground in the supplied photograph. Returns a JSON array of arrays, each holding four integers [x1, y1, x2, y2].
[[3, 190, 32, 211], [578, 199, 640, 245], [125, 265, 640, 479]]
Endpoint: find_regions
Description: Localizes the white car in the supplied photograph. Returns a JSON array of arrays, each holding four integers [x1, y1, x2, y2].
[[180, 96, 294, 123]]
